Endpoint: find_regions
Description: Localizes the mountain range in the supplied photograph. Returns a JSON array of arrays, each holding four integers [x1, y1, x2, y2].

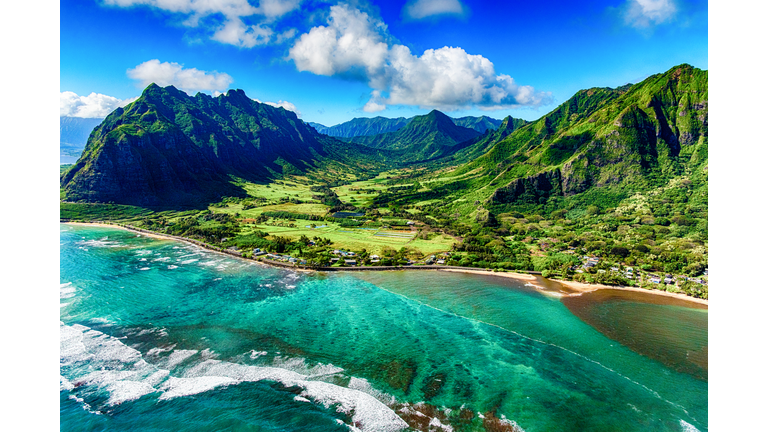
[[61, 64, 707, 217]]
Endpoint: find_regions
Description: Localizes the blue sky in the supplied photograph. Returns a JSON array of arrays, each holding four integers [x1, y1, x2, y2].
[[60, 0, 708, 125]]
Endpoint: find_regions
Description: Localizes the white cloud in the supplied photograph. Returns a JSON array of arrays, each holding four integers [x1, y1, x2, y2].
[[212, 18, 273, 47], [127, 60, 234, 93], [289, 4, 550, 112], [253, 97, 301, 117], [60, 91, 137, 118], [103, 0, 301, 46], [403, 0, 465, 20], [622, 0, 677, 28]]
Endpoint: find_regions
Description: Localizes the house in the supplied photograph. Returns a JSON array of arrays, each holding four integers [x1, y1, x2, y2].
[[299, 259, 307, 265], [347, 252, 356, 257], [664, 276, 674, 284], [288, 257, 297, 263], [330, 257, 339, 263], [436, 259, 445, 265], [254, 251, 266, 256], [610, 267, 619, 272], [370, 259, 380, 263], [406, 221, 414, 225], [370, 255, 380, 260], [344, 259, 356, 266]]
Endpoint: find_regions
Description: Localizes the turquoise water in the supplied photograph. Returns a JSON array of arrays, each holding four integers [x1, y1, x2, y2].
[[60, 225, 707, 431]]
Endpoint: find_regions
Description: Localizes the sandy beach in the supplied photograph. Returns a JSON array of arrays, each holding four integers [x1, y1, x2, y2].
[[557, 280, 708, 306], [437, 268, 537, 281], [63, 222, 707, 305]]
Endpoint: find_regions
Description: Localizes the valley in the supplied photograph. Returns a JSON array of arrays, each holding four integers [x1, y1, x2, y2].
[[60, 64, 708, 300]]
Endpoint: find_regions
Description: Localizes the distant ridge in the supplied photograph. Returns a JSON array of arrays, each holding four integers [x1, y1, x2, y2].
[[345, 110, 482, 161], [309, 114, 511, 138]]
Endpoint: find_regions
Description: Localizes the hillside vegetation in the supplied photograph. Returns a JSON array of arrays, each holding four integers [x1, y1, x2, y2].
[[60, 64, 708, 298]]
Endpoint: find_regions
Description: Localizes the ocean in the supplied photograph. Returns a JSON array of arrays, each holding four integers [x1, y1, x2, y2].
[[60, 224, 707, 431]]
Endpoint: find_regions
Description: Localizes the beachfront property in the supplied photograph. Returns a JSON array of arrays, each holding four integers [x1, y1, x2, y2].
[[343, 259, 356, 266]]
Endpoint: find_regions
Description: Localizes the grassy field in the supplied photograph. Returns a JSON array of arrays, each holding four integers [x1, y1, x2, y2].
[[61, 169, 460, 257]]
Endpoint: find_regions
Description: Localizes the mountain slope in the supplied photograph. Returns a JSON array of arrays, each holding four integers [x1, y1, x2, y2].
[[451, 115, 504, 133], [313, 116, 412, 137], [375, 64, 707, 216], [346, 110, 482, 161], [60, 84, 388, 206]]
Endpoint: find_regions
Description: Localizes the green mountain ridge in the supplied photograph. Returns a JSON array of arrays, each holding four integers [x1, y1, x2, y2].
[[346, 110, 483, 161], [378, 64, 707, 219], [309, 114, 505, 138], [60, 84, 391, 206]]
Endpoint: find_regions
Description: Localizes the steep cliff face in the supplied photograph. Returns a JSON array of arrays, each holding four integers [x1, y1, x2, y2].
[[60, 84, 381, 206], [482, 64, 707, 206]]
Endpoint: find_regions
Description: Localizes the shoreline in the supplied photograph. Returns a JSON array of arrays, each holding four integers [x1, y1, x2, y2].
[[557, 280, 708, 306], [62, 221, 706, 305]]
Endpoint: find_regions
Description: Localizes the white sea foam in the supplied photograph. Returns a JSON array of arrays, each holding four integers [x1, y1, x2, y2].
[[139, 258, 147, 261], [158, 376, 238, 400], [176, 359, 407, 432], [139, 267, 151, 271], [60, 322, 407, 431], [167, 265, 178, 269], [60, 283, 76, 300], [180, 259, 199, 264], [680, 420, 700, 432], [105, 380, 157, 405], [153, 257, 171, 262], [429, 417, 453, 432], [76, 238, 123, 248], [249, 350, 268, 359], [163, 350, 199, 369]]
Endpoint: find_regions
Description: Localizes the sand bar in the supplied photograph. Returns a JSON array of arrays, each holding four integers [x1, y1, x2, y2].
[[558, 280, 708, 306], [437, 268, 536, 281]]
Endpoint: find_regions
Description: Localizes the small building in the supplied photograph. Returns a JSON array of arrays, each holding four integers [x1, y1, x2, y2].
[[370, 255, 380, 260], [344, 259, 356, 266], [436, 259, 445, 265]]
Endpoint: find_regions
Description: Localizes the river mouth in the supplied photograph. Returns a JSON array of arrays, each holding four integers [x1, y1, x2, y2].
[[560, 288, 708, 381]]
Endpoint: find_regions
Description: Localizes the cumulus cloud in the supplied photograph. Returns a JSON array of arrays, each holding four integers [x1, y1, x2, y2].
[[103, 0, 300, 46], [289, 4, 550, 112], [127, 60, 234, 93], [60, 91, 137, 118], [402, 0, 465, 20], [622, 0, 677, 28], [254, 98, 302, 117], [212, 18, 274, 47]]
